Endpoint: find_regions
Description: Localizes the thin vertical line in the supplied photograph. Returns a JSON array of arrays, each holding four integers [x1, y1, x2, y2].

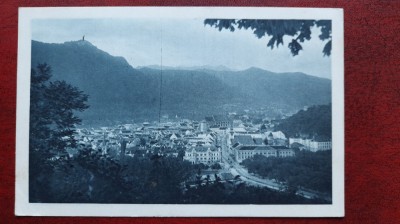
[[158, 25, 163, 123]]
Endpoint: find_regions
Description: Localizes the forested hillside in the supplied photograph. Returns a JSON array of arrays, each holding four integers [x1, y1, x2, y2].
[[274, 104, 332, 140], [32, 40, 331, 124]]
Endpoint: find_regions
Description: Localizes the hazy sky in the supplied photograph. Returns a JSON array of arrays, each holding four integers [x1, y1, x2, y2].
[[32, 19, 331, 79]]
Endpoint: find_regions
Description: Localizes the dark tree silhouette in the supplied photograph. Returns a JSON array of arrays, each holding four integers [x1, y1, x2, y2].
[[241, 151, 332, 194], [29, 63, 89, 202], [139, 137, 147, 146], [274, 104, 332, 140], [211, 162, 222, 170], [204, 19, 332, 56], [30, 63, 89, 154]]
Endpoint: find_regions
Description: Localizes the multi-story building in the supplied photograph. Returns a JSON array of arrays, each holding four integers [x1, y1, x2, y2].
[[205, 115, 231, 128], [231, 133, 295, 162], [199, 121, 208, 132], [271, 146, 296, 157], [264, 131, 287, 146], [309, 141, 332, 151], [183, 145, 222, 164], [289, 138, 332, 152], [234, 145, 277, 163]]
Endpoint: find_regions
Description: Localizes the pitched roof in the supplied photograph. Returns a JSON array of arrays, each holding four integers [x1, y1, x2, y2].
[[205, 115, 230, 123], [253, 138, 264, 145], [232, 142, 240, 148], [233, 135, 254, 146], [237, 145, 275, 151], [266, 131, 286, 139], [290, 142, 305, 148], [188, 145, 219, 152], [271, 146, 290, 150]]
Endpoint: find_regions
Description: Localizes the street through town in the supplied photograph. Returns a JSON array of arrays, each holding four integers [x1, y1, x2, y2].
[[218, 133, 332, 202]]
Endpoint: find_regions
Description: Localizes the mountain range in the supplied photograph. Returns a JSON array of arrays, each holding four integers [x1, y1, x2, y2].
[[31, 40, 331, 125], [137, 64, 234, 72]]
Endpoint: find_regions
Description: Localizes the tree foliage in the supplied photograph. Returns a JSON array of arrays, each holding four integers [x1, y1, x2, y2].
[[30, 63, 89, 153], [41, 149, 196, 203], [32, 146, 328, 204], [29, 63, 89, 202], [204, 19, 332, 56], [242, 151, 332, 194], [274, 104, 332, 140], [182, 177, 326, 204], [211, 162, 222, 170]]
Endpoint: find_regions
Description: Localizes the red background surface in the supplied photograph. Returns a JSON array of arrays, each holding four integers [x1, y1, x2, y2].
[[1, 0, 399, 223]]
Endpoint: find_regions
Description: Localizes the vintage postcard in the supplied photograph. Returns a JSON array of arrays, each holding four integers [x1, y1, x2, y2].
[[15, 7, 344, 217]]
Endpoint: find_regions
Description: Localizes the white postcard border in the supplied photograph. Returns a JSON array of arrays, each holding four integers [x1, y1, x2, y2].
[[15, 6, 344, 217]]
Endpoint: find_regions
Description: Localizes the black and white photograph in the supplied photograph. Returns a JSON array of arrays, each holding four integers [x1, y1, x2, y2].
[[16, 7, 344, 217]]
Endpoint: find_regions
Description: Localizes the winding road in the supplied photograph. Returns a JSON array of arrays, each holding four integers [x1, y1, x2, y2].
[[218, 132, 332, 202]]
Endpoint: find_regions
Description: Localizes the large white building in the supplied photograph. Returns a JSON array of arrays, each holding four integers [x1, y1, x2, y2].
[[289, 138, 332, 152], [235, 146, 277, 163], [183, 145, 222, 165], [230, 134, 294, 162], [234, 145, 295, 163]]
